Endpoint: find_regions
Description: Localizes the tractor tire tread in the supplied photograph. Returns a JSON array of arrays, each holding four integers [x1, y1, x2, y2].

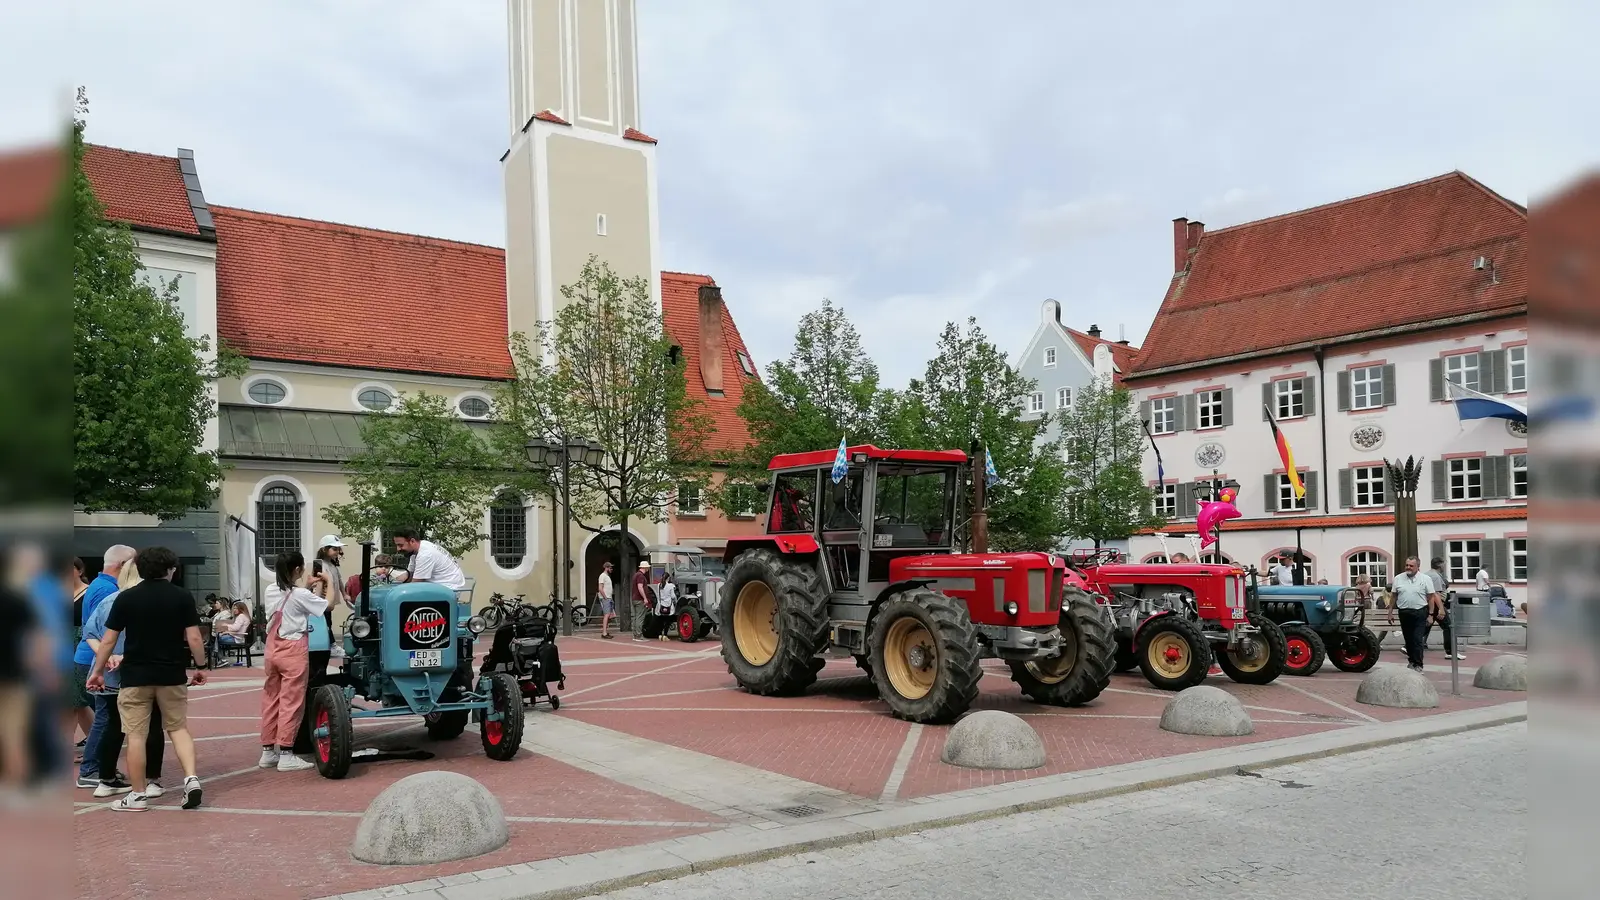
[[1329, 627, 1382, 673], [868, 589, 982, 725], [482, 672, 525, 761], [1009, 587, 1115, 706], [1281, 624, 1327, 677], [1136, 614, 1214, 691], [312, 683, 354, 780], [719, 549, 830, 696], [1218, 613, 1289, 685]]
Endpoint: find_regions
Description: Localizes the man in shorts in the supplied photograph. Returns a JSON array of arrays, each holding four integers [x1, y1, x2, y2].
[[596, 561, 616, 638], [86, 546, 208, 811]]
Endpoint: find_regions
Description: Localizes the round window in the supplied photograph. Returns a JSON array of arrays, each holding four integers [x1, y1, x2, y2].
[[358, 388, 393, 411], [458, 396, 491, 418], [247, 380, 287, 405]]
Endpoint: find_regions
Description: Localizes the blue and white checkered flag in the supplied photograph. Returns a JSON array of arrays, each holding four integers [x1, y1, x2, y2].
[[985, 449, 999, 488], [830, 436, 849, 484]]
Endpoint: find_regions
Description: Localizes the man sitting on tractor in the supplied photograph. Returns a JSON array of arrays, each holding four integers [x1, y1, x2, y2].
[[390, 529, 467, 592]]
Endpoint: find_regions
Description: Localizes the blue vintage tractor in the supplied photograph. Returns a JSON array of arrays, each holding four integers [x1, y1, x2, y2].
[[1253, 583, 1382, 676], [306, 542, 525, 778]]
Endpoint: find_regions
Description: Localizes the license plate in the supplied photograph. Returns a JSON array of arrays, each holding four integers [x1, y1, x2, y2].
[[408, 650, 442, 668]]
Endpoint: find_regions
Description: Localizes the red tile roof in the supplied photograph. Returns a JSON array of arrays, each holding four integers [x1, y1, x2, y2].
[[1130, 172, 1527, 378], [1143, 505, 1526, 534], [622, 128, 658, 145], [532, 110, 570, 126], [1066, 328, 1139, 385], [82, 144, 202, 236], [212, 206, 515, 380], [0, 144, 63, 230], [661, 272, 758, 459]]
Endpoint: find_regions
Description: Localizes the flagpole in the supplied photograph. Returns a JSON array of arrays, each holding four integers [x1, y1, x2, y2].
[[970, 439, 988, 554]]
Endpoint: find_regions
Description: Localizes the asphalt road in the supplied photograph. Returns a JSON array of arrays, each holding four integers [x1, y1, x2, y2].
[[590, 723, 1527, 900]]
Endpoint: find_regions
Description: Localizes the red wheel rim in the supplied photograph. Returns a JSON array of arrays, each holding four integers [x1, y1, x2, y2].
[[679, 613, 695, 640], [485, 720, 503, 745], [314, 708, 330, 763], [1338, 646, 1367, 666], [1286, 636, 1311, 669]]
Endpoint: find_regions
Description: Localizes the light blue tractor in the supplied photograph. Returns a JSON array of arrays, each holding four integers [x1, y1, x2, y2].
[[306, 542, 525, 778]]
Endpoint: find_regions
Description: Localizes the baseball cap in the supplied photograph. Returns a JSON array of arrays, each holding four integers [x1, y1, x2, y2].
[[318, 535, 346, 550]]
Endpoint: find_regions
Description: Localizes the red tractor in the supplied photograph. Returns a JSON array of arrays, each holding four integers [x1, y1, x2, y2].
[[1064, 550, 1287, 691], [718, 445, 1114, 724]]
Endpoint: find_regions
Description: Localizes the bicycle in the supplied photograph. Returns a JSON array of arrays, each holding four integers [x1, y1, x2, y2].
[[481, 592, 532, 630]]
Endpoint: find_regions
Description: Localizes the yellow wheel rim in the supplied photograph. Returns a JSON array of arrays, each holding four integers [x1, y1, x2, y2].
[[883, 616, 938, 701], [1025, 618, 1079, 685], [1147, 633, 1193, 679], [1228, 637, 1271, 673], [733, 581, 778, 666]]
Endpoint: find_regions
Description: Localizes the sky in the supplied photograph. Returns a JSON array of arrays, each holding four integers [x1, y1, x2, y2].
[[4, 1, 1596, 387]]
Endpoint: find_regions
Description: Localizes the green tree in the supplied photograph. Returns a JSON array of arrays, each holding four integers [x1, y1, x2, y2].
[[895, 318, 1070, 552], [72, 91, 244, 517], [496, 257, 710, 624], [324, 391, 505, 558], [1058, 379, 1162, 546]]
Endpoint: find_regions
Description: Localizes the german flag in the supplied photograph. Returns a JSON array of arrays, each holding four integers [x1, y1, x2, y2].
[[1264, 404, 1305, 499]]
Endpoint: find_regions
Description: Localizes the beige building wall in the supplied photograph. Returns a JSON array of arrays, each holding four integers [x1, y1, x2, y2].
[[221, 361, 502, 417], [507, 0, 641, 138]]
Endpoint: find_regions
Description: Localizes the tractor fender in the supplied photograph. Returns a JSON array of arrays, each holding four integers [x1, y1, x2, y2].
[[723, 535, 819, 565], [1130, 609, 1181, 645], [872, 580, 939, 606]]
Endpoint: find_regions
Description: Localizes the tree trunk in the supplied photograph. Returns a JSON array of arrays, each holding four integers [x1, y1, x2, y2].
[[618, 509, 633, 631]]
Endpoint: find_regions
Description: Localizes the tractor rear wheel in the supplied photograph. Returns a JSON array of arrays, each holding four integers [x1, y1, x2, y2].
[[310, 684, 353, 779], [719, 549, 830, 696], [1218, 613, 1288, 685], [1112, 639, 1139, 673], [1009, 586, 1114, 706], [424, 709, 469, 740], [480, 673, 525, 761], [1136, 615, 1213, 691], [868, 589, 982, 724], [1281, 624, 1327, 676], [1329, 627, 1382, 672]]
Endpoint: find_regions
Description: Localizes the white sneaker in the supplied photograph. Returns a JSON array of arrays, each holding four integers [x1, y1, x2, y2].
[[258, 748, 281, 768], [276, 755, 316, 772], [1454, 653, 1468, 660], [182, 776, 203, 810], [144, 781, 165, 798], [112, 793, 148, 812]]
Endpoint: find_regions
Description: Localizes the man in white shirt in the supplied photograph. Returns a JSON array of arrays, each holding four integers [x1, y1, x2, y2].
[[1388, 556, 1439, 672], [390, 529, 467, 592], [597, 561, 616, 639], [1271, 562, 1294, 586], [1475, 567, 1491, 592]]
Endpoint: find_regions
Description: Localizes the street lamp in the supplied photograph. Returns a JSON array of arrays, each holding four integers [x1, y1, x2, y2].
[[525, 434, 604, 634]]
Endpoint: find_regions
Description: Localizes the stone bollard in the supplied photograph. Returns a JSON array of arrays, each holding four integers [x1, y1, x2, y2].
[[1473, 655, 1528, 692], [1356, 666, 1439, 709], [1159, 685, 1253, 736], [352, 771, 509, 865], [940, 710, 1046, 770]]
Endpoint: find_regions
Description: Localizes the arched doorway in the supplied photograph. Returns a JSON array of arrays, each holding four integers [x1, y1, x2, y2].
[[583, 528, 643, 624]]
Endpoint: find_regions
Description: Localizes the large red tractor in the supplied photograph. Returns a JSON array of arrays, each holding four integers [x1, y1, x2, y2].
[[718, 445, 1114, 724]]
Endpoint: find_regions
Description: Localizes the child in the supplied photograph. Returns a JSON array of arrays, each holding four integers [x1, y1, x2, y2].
[[258, 551, 327, 772]]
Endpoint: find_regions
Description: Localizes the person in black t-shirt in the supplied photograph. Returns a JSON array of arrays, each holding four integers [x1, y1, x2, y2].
[[87, 547, 208, 811]]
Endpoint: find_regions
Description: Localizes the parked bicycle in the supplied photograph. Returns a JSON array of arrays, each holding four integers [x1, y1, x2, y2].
[[481, 592, 536, 630]]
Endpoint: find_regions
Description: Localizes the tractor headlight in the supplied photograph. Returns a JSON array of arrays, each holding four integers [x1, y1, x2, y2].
[[1004, 600, 1020, 616], [350, 618, 372, 639], [1318, 600, 1335, 612], [467, 615, 488, 635]]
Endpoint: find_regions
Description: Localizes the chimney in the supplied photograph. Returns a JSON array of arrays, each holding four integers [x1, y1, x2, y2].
[[1172, 217, 1206, 274], [1087, 324, 1101, 339], [697, 283, 726, 395]]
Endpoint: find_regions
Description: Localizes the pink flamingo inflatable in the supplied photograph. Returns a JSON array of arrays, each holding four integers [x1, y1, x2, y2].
[[1197, 485, 1241, 549]]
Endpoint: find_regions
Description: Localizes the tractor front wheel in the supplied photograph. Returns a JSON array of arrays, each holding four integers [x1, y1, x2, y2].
[[310, 684, 353, 779], [719, 549, 830, 696], [1218, 614, 1288, 685], [1281, 624, 1327, 676], [1329, 627, 1382, 672], [1009, 586, 1114, 706], [480, 673, 525, 761], [868, 589, 982, 724], [424, 709, 469, 740], [677, 610, 702, 643], [1136, 615, 1213, 691]]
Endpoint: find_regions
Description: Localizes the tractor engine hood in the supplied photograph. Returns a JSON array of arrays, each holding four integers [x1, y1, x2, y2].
[[890, 552, 1064, 627]]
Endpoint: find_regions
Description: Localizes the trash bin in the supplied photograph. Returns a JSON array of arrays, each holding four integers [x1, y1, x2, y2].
[[1452, 590, 1492, 641]]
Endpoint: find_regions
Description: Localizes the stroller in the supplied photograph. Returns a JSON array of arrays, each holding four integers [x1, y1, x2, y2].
[[479, 599, 566, 710]]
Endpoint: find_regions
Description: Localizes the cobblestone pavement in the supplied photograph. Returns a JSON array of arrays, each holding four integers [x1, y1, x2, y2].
[[589, 723, 1527, 900]]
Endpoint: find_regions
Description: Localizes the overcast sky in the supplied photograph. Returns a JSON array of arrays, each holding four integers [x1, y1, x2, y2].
[[5, 1, 1595, 385]]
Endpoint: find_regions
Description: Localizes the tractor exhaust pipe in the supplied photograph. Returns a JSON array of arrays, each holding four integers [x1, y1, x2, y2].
[[359, 540, 372, 616], [970, 439, 988, 554]]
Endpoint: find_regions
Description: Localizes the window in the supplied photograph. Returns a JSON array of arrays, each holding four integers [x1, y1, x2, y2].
[[768, 473, 816, 534], [1153, 483, 1177, 518], [1199, 552, 1230, 565], [1350, 365, 1384, 410], [1056, 387, 1072, 410], [1353, 465, 1387, 508], [1508, 346, 1527, 393], [1444, 353, 1480, 392], [358, 387, 394, 411], [257, 485, 301, 562], [736, 351, 756, 377], [1277, 473, 1309, 511], [1510, 538, 1527, 582], [1143, 554, 1170, 565], [1511, 453, 1528, 498], [1447, 539, 1482, 583], [727, 483, 761, 518], [1027, 392, 1044, 414], [1448, 458, 1483, 501], [1043, 347, 1057, 367], [1274, 378, 1305, 419], [596, 213, 608, 236], [1346, 551, 1390, 589], [247, 378, 287, 406], [489, 492, 526, 569], [1151, 397, 1178, 435], [676, 482, 703, 516], [1197, 390, 1224, 429], [458, 396, 492, 418]]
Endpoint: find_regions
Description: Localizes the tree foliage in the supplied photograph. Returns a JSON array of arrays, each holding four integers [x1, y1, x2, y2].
[[1058, 378, 1162, 546], [72, 91, 245, 517], [323, 391, 504, 558]]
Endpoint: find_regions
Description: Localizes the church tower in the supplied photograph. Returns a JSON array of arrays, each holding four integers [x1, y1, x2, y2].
[[502, 0, 660, 340]]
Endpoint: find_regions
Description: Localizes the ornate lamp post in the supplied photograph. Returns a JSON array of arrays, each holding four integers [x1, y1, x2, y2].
[[525, 435, 605, 634], [1385, 456, 1425, 576]]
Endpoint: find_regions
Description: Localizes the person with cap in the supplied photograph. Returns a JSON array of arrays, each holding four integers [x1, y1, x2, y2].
[[630, 560, 652, 642], [312, 536, 350, 665]]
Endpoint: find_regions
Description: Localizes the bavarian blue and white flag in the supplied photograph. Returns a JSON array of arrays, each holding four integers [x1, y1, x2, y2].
[[830, 436, 849, 484], [985, 449, 999, 487], [1446, 380, 1528, 425]]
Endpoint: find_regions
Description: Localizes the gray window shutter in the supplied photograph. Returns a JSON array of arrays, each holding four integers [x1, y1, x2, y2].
[[1262, 382, 1273, 420], [1263, 474, 1279, 513], [1431, 459, 1447, 503], [1479, 539, 1502, 580], [1480, 350, 1505, 394], [1221, 388, 1234, 427], [1337, 371, 1351, 411], [1338, 468, 1354, 509], [1304, 376, 1318, 417], [1429, 358, 1445, 402], [1139, 399, 1151, 426], [1177, 483, 1197, 518], [1181, 394, 1198, 432], [1429, 541, 1446, 569], [1486, 455, 1510, 499], [1304, 471, 1320, 509], [1382, 364, 1398, 407]]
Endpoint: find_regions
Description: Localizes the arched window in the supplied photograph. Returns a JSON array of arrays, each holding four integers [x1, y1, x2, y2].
[[1199, 552, 1231, 565], [1346, 551, 1390, 589], [357, 387, 394, 411], [489, 492, 527, 569], [1142, 554, 1169, 564], [458, 395, 492, 418], [257, 485, 301, 562], [247, 378, 288, 405]]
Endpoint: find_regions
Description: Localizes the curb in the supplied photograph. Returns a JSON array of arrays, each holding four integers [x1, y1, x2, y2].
[[321, 701, 1525, 900]]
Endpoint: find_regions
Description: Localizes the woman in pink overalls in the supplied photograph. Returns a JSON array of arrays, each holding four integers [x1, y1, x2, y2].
[[257, 551, 328, 772]]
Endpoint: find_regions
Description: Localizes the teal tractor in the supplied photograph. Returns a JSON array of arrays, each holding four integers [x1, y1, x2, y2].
[[307, 541, 526, 778], [1253, 583, 1382, 676]]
